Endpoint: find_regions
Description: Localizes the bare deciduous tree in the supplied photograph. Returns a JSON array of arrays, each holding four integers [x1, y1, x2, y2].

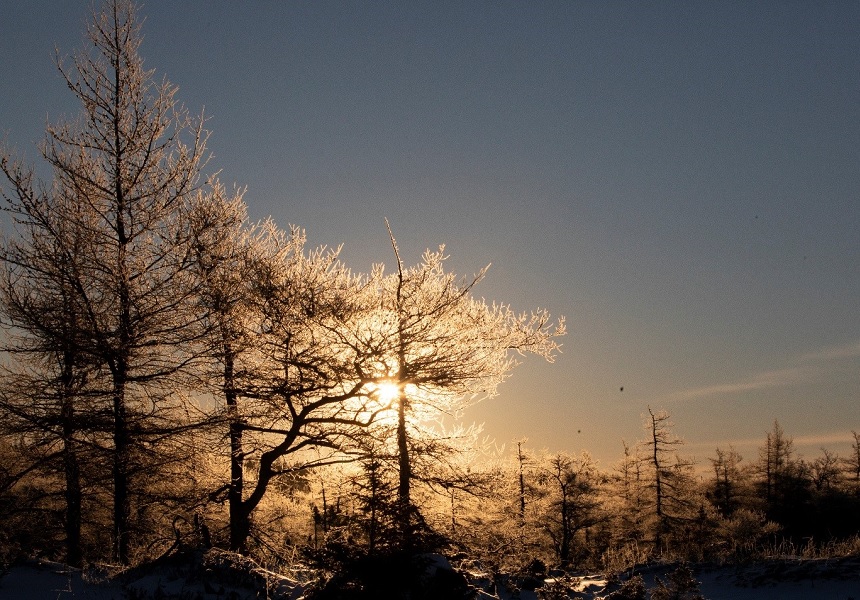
[[811, 448, 842, 493], [846, 431, 860, 492], [2, 0, 212, 563], [642, 407, 697, 552], [0, 177, 104, 565], [358, 222, 565, 544]]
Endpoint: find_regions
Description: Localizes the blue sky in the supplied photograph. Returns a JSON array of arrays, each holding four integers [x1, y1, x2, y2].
[[2, 1, 858, 467]]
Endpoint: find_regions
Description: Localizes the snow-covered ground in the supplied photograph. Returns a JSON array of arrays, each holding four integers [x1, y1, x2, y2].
[[0, 553, 306, 600], [2, 555, 860, 599], [0, 560, 125, 599], [695, 558, 860, 600]]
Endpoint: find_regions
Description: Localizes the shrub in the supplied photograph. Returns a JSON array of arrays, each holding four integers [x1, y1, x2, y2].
[[603, 575, 646, 600], [649, 565, 704, 600]]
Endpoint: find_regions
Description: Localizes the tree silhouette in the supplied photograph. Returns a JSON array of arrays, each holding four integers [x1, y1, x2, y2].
[[359, 222, 565, 545], [208, 226, 394, 553], [1, 0, 212, 563], [539, 451, 604, 566], [642, 407, 697, 552], [0, 174, 104, 565], [708, 446, 744, 517]]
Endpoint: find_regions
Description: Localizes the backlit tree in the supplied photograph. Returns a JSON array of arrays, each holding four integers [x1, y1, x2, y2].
[[355, 223, 565, 545], [207, 225, 390, 553], [1, 0, 212, 563], [538, 451, 604, 566], [641, 407, 698, 553]]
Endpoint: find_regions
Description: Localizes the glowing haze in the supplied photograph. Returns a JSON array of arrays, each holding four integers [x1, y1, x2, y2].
[[1, 1, 857, 467]]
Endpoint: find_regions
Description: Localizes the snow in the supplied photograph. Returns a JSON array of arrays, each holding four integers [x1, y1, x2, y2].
[[2, 555, 860, 599], [0, 560, 125, 599], [694, 559, 860, 600], [696, 568, 860, 600], [0, 554, 307, 600], [484, 559, 860, 600]]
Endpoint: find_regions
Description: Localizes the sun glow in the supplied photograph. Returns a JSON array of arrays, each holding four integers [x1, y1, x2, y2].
[[373, 381, 401, 404], [352, 380, 402, 426]]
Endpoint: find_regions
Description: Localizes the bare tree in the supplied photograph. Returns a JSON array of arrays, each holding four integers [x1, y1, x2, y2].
[[539, 451, 604, 566], [358, 222, 565, 544], [0, 174, 105, 565], [516, 439, 531, 525], [2, 0, 212, 563], [642, 407, 697, 552], [709, 446, 744, 517], [810, 448, 841, 493], [844, 431, 860, 492]]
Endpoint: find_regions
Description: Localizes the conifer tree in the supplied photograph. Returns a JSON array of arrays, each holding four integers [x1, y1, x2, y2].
[[642, 408, 697, 553], [708, 446, 744, 517], [2, 0, 211, 563], [538, 451, 604, 566], [611, 440, 648, 554]]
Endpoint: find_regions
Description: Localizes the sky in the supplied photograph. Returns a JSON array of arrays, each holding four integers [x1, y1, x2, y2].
[[1, 1, 858, 469]]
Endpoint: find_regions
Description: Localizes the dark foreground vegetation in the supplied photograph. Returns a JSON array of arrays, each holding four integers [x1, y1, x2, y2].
[[1, 2, 858, 598]]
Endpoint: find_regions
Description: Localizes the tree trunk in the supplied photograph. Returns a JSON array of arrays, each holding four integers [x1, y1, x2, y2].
[[111, 50, 133, 564], [224, 346, 247, 553], [231, 432, 295, 552], [112, 376, 131, 564], [396, 391, 411, 538], [60, 382, 82, 567], [517, 442, 526, 524], [560, 483, 571, 564], [450, 488, 456, 535], [231, 506, 252, 554], [650, 411, 663, 552], [369, 474, 378, 552]]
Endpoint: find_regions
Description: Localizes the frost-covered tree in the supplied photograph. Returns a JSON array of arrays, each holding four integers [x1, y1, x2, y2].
[[0, 179, 104, 565], [609, 440, 648, 557], [641, 408, 698, 552], [538, 451, 604, 566], [186, 183, 295, 553], [708, 446, 744, 517], [1, 0, 212, 563], [516, 440, 530, 524], [359, 223, 565, 544], [212, 229, 392, 553]]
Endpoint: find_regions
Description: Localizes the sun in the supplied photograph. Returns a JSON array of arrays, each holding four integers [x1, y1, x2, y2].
[[374, 381, 401, 404]]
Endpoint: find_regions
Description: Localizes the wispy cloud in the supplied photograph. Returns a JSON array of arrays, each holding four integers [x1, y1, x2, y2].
[[800, 339, 860, 362], [673, 366, 809, 400], [793, 431, 858, 447], [672, 339, 860, 402], [687, 431, 857, 455]]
